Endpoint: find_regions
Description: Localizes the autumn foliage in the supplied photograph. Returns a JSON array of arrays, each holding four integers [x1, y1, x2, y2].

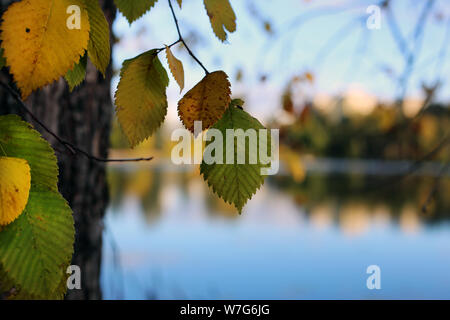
[[0, 0, 271, 299]]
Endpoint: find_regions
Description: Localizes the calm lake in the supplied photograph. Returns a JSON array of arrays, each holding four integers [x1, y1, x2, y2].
[[101, 161, 450, 299]]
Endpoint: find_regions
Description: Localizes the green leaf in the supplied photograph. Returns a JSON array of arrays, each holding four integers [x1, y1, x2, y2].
[[64, 53, 87, 91], [0, 115, 74, 299], [0, 115, 58, 192], [200, 104, 271, 213], [203, 0, 236, 42], [84, 0, 110, 75], [0, 190, 74, 299], [114, 0, 158, 24], [114, 50, 169, 147]]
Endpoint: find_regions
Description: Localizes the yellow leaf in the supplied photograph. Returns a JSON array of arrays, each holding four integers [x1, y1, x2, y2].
[[0, 157, 31, 226], [0, 0, 90, 99], [178, 71, 231, 133], [280, 146, 305, 183], [177, 0, 182, 8], [166, 45, 185, 93], [203, 0, 236, 42], [84, 0, 110, 75], [305, 72, 314, 83], [115, 50, 169, 147]]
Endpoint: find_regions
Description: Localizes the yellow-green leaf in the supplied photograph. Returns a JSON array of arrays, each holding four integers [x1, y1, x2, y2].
[[64, 53, 87, 91], [0, 0, 90, 99], [114, 0, 158, 24], [166, 45, 185, 93], [115, 50, 169, 147], [200, 104, 271, 213], [203, 0, 236, 42], [0, 157, 31, 226], [0, 115, 74, 299], [84, 0, 110, 75], [0, 190, 74, 299], [178, 71, 231, 133], [0, 115, 59, 192]]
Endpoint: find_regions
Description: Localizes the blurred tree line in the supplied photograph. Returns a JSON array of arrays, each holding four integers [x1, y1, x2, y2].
[[278, 100, 449, 160]]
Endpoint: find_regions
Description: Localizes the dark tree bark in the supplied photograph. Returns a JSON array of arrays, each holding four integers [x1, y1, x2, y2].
[[0, 0, 116, 300]]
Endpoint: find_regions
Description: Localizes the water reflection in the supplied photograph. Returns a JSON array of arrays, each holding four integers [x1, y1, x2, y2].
[[101, 163, 450, 299]]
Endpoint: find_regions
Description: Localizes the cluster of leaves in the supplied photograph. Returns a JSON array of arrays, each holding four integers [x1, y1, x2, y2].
[[0, 115, 74, 299], [114, 0, 236, 42], [0, 0, 105, 299], [112, 0, 271, 213], [0, 0, 271, 299]]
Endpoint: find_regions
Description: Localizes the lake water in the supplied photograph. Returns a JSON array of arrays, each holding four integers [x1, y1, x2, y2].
[[100, 162, 450, 299]]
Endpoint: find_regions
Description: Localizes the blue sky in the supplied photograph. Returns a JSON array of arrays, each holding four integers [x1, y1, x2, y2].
[[112, 0, 450, 121]]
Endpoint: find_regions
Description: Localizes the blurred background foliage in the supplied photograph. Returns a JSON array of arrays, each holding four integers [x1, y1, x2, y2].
[[107, 0, 449, 217], [101, 0, 450, 299]]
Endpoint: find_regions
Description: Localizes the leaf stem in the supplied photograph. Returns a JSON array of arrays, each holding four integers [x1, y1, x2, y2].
[[156, 39, 182, 53], [167, 0, 209, 74]]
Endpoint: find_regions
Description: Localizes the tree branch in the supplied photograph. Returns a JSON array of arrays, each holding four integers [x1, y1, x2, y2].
[[313, 16, 363, 67], [367, 133, 450, 193], [385, 2, 409, 58], [0, 81, 153, 163], [167, 0, 209, 74], [422, 162, 448, 214], [155, 38, 182, 53], [396, 0, 435, 103]]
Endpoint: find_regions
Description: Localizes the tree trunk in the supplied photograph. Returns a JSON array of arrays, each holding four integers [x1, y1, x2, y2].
[[0, 0, 116, 300]]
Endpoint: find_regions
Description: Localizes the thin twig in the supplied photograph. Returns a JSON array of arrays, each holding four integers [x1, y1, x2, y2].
[[366, 133, 450, 193], [421, 162, 448, 214], [0, 82, 76, 154], [313, 17, 363, 67], [434, 18, 450, 79], [0, 81, 153, 163], [396, 0, 435, 103], [385, 3, 409, 58], [255, 1, 358, 78], [167, 0, 209, 74], [155, 38, 182, 53]]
